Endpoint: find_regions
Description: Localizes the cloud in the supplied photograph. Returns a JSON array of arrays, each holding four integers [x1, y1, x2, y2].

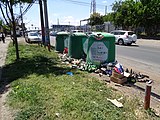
[[52, 13, 59, 17], [102, 0, 107, 4], [47, 15, 89, 26], [57, 16, 86, 26]]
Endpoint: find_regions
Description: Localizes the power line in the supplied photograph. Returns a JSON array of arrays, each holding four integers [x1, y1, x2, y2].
[[16, 3, 34, 20], [0, 2, 6, 8], [59, 0, 104, 8]]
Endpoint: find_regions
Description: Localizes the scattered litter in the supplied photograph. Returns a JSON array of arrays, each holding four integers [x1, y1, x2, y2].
[[125, 68, 129, 72], [71, 64, 78, 69], [136, 79, 153, 84], [110, 70, 127, 84], [107, 98, 123, 108], [94, 69, 101, 73], [155, 112, 160, 117], [91, 101, 98, 107], [101, 67, 106, 71], [117, 97, 123, 101], [147, 79, 153, 84], [55, 113, 60, 117], [59, 53, 152, 85], [114, 63, 124, 74], [123, 71, 130, 77], [66, 72, 73, 76], [63, 47, 68, 54], [99, 73, 103, 77]]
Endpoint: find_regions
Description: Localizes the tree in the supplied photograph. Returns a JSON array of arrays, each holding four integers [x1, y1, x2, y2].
[[0, 0, 34, 60], [89, 12, 104, 26], [110, 0, 138, 30], [140, 0, 160, 36], [0, 19, 10, 34], [104, 0, 160, 36], [103, 13, 113, 22], [0, 19, 3, 27]]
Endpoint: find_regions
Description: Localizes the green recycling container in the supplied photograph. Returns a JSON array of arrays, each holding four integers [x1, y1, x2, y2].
[[68, 32, 88, 59], [86, 32, 115, 66], [55, 32, 69, 53]]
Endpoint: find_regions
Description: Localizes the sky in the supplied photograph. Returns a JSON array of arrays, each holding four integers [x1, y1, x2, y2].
[[1, 0, 115, 29]]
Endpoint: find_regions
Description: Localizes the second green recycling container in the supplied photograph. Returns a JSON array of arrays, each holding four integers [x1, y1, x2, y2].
[[55, 32, 69, 53], [68, 32, 87, 59]]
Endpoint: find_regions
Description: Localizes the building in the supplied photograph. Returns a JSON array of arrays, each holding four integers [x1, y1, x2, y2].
[[51, 25, 75, 32]]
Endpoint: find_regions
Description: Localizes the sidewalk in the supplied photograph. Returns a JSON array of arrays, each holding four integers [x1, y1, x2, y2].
[[0, 37, 10, 80], [0, 37, 14, 120]]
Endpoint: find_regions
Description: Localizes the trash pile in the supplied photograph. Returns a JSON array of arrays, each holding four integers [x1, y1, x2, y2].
[[60, 53, 152, 85]]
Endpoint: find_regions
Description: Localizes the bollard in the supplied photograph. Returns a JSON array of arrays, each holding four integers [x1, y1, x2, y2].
[[144, 82, 152, 110]]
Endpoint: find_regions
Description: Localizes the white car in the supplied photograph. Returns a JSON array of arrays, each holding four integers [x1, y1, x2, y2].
[[71, 30, 84, 33], [110, 30, 137, 45], [25, 32, 42, 43], [0, 33, 2, 39]]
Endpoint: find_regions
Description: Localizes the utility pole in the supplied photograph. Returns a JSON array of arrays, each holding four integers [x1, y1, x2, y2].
[[39, 0, 45, 45], [43, 0, 50, 51], [90, 0, 96, 14], [57, 18, 59, 25], [105, 5, 107, 15], [93, 0, 96, 13], [80, 20, 81, 29], [20, 2, 25, 37]]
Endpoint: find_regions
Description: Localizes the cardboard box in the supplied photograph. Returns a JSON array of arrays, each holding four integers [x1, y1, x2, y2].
[[112, 70, 124, 79], [110, 76, 127, 84]]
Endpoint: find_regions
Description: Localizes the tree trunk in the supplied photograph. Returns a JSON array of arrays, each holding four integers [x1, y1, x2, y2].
[[10, 4, 19, 60]]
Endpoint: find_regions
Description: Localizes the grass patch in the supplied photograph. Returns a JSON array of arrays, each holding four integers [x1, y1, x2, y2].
[[2, 43, 160, 120]]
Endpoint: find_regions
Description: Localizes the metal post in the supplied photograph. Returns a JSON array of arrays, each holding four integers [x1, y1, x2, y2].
[[68, 21, 70, 31], [43, 0, 50, 51], [80, 20, 81, 30], [39, 0, 45, 45], [144, 83, 152, 110], [105, 6, 107, 15]]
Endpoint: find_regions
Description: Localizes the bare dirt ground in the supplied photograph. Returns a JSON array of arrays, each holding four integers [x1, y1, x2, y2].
[[0, 38, 15, 120]]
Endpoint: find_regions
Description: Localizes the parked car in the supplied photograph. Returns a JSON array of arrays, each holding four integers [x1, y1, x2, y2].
[[0, 33, 2, 39], [25, 32, 42, 43], [71, 30, 84, 33], [50, 31, 57, 36], [110, 30, 137, 45]]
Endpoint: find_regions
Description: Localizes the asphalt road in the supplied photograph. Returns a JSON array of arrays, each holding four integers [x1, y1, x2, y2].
[[116, 43, 160, 67]]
